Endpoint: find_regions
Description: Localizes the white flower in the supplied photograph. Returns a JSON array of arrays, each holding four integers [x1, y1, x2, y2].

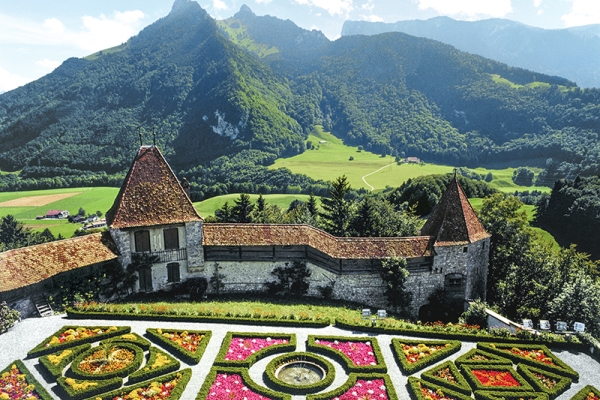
[[352, 391, 358, 396], [334, 340, 339, 345], [266, 337, 271, 341], [368, 390, 374, 394], [379, 385, 386, 390]]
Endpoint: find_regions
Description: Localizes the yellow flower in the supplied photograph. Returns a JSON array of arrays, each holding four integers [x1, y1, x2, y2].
[[157, 328, 162, 335], [120, 334, 137, 341], [1, 393, 10, 399], [109, 326, 118, 331]]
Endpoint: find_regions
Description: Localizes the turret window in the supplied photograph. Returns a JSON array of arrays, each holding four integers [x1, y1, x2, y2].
[[135, 230, 151, 252]]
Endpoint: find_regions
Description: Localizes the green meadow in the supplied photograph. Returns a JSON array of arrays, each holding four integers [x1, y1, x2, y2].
[[271, 126, 551, 194]]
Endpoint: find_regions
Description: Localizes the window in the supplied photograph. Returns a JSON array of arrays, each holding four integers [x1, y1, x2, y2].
[[163, 228, 179, 250], [449, 277, 462, 286], [463, 246, 468, 253], [135, 230, 150, 253], [167, 263, 180, 283]]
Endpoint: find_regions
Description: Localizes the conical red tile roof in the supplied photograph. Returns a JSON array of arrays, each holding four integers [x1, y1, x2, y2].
[[420, 178, 490, 246], [106, 146, 202, 229]]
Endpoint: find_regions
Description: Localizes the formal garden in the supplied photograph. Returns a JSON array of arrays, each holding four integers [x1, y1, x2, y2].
[[1, 305, 599, 400]]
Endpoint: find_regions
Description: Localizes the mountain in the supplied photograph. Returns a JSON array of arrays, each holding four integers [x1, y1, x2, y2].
[[2, 1, 600, 197], [342, 17, 600, 88]]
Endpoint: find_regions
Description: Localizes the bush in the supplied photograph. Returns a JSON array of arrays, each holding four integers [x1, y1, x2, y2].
[[127, 347, 180, 384], [0, 301, 20, 334], [265, 261, 311, 298], [460, 299, 488, 328], [56, 375, 122, 400], [512, 167, 535, 186], [39, 344, 91, 378]]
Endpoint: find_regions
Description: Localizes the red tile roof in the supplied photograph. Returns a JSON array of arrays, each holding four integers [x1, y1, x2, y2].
[[420, 178, 490, 246], [0, 233, 118, 293], [106, 146, 202, 229], [203, 224, 434, 259]]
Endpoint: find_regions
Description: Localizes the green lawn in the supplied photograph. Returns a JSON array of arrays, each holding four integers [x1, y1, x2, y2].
[[271, 126, 552, 194], [0, 187, 118, 238], [195, 193, 315, 218]]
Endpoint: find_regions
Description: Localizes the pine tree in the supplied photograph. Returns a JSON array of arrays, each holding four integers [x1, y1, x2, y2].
[[319, 176, 351, 236], [307, 193, 318, 217], [232, 193, 254, 223], [214, 201, 234, 222]]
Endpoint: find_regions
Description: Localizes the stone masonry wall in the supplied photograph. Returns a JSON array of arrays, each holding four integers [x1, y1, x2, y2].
[[185, 221, 204, 272], [110, 229, 132, 267]]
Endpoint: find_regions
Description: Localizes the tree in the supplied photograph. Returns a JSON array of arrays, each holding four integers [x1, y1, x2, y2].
[[380, 257, 412, 315], [0, 215, 30, 250], [256, 194, 266, 213], [78, 207, 86, 217], [349, 197, 378, 237], [265, 261, 312, 298], [307, 193, 318, 217], [214, 201, 234, 223], [512, 167, 534, 186], [320, 175, 352, 236], [232, 193, 254, 223]]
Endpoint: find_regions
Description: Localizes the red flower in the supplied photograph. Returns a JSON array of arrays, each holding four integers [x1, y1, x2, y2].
[[472, 369, 521, 387]]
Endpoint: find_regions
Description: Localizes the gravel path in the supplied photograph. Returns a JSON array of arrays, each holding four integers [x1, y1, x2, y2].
[[1, 315, 598, 399]]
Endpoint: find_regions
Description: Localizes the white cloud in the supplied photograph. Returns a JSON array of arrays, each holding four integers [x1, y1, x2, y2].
[[0, 66, 30, 92], [294, 0, 354, 16], [43, 18, 65, 34], [212, 0, 229, 10], [77, 11, 145, 51], [361, 14, 383, 22], [361, 0, 375, 11], [533, 0, 543, 7], [35, 58, 61, 72], [417, 0, 512, 19], [562, 0, 600, 26], [255, 0, 272, 3]]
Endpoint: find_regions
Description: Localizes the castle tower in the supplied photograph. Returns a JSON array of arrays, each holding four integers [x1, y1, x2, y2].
[[106, 145, 204, 292], [419, 177, 491, 314]]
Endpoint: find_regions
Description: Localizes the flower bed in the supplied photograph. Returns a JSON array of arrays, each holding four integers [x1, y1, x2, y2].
[[420, 360, 472, 395], [196, 366, 289, 400], [454, 348, 512, 369], [517, 364, 572, 399], [146, 328, 212, 365], [307, 373, 397, 400], [473, 390, 549, 400], [90, 369, 192, 400], [460, 364, 533, 392], [70, 342, 143, 379], [264, 352, 335, 395], [477, 343, 579, 380], [569, 385, 600, 400], [214, 332, 296, 368], [0, 360, 53, 400], [390, 339, 461, 374], [39, 343, 91, 378], [100, 332, 151, 350], [57, 375, 122, 400], [307, 335, 386, 373], [28, 326, 131, 358], [406, 377, 472, 400], [128, 346, 181, 385]]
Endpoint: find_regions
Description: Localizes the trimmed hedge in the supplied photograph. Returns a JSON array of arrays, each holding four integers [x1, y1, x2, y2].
[[67, 308, 330, 327], [128, 346, 181, 385], [517, 364, 572, 399], [307, 373, 398, 400], [70, 342, 144, 380], [407, 376, 472, 400], [460, 364, 534, 392], [263, 352, 335, 395], [454, 348, 512, 369], [213, 331, 296, 368], [1, 360, 54, 400], [569, 385, 600, 400], [420, 360, 472, 395], [477, 342, 579, 380], [56, 375, 122, 400], [473, 390, 549, 400], [196, 366, 291, 400], [27, 325, 131, 358], [100, 332, 151, 350], [39, 343, 91, 378], [145, 328, 212, 365], [390, 338, 461, 374], [307, 335, 387, 373], [88, 368, 192, 400]]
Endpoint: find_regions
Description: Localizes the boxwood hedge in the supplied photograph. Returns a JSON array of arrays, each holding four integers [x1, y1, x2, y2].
[[87, 368, 192, 400], [454, 348, 512, 369], [307, 335, 387, 373], [477, 342, 579, 380], [39, 343, 91, 378], [1, 360, 54, 400], [460, 364, 534, 392], [27, 325, 131, 358], [56, 375, 122, 400], [263, 352, 335, 395], [407, 376, 472, 400], [196, 366, 291, 400], [70, 342, 144, 380], [473, 390, 549, 400], [128, 346, 181, 384], [420, 360, 472, 395], [145, 328, 212, 365], [213, 331, 296, 368], [100, 332, 151, 350], [517, 363, 572, 399], [307, 373, 398, 400], [390, 338, 461, 374], [569, 385, 600, 400]]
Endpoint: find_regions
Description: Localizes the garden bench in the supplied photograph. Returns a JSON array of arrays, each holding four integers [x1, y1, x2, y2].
[[538, 319, 551, 332], [521, 319, 533, 330], [574, 322, 586, 333]]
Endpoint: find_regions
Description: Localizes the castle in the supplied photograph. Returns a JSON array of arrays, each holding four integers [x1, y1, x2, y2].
[[0, 145, 490, 318]]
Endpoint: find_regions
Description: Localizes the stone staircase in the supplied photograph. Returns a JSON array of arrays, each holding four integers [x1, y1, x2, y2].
[[32, 293, 54, 317]]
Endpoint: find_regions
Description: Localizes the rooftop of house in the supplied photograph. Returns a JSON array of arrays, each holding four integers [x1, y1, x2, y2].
[[106, 145, 202, 229], [203, 224, 434, 259], [0, 233, 118, 293], [420, 178, 491, 246]]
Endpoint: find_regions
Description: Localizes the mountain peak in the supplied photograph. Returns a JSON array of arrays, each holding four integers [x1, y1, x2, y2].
[[171, 0, 196, 14], [235, 4, 255, 18]]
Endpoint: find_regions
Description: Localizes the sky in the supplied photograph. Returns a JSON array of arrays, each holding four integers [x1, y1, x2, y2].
[[1, 0, 599, 93]]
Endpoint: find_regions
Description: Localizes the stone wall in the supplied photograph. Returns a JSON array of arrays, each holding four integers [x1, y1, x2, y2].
[[110, 229, 132, 267], [185, 221, 204, 272], [466, 238, 490, 300]]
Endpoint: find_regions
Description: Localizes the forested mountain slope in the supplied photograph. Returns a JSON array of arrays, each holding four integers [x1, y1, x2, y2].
[[1, 0, 600, 196]]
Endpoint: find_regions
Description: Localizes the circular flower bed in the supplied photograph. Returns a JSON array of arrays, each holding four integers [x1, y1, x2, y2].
[[71, 343, 143, 379], [225, 337, 288, 361], [315, 339, 377, 366], [264, 352, 335, 394], [472, 369, 521, 387]]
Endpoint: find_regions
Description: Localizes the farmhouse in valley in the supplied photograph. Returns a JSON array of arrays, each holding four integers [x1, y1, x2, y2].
[[0, 145, 490, 318]]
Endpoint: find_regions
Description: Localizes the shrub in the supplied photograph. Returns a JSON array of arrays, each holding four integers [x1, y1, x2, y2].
[[474, 390, 549, 400], [420, 360, 472, 395], [265, 261, 311, 297], [39, 344, 91, 378], [407, 376, 472, 400], [460, 299, 489, 328], [127, 347, 181, 385], [0, 301, 20, 334], [100, 332, 151, 350], [517, 363, 572, 399], [454, 348, 512, 369], [56, 375, 122, 400], [569, 385, 600, 400]]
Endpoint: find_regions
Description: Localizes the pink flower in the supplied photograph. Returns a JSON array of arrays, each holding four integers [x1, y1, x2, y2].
[[315, 340, 378, 366], [224, 337, 287, 361]]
